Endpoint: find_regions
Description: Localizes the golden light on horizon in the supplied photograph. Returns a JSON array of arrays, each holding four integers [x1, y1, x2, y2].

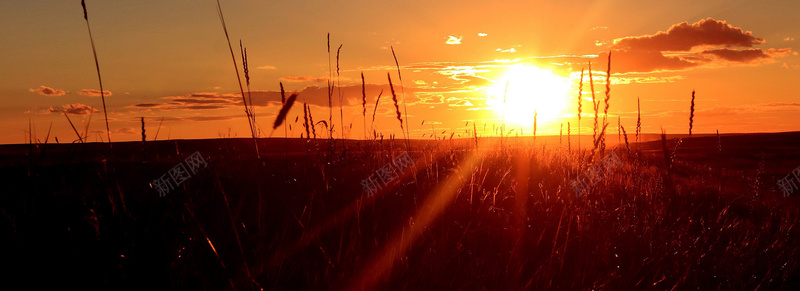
[[485, 64, 571, 131]]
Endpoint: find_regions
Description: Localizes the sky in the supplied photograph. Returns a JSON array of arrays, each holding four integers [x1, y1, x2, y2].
[[2, 0, 799, 144]]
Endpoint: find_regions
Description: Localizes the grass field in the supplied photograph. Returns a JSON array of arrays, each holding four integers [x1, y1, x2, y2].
[[2, 132, 800, 290]]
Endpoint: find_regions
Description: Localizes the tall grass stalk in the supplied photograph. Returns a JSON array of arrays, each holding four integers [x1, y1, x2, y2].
[[601, 52, 612, 154], [240, 41, 258, 137], [280, 82, 288, 138], [80, 0, 111, 147], [361, 72, 367, 139], [82, 110, 93, 142], [533, 110, 538, 145], [567, 122, 571, 152], [215, 0, 258, 157], [153, 116, 163, 141], [589, 62, 598, 153], [336, 44, 344, 140], [621, 124, 630, 155], [303, 102, 311, 139], [327, 34, 333, 139], [387, 74, 404, 139], [391, 47, 411, 145], [577, 68, 584, 151], [63, 111, 84, 143], [689, 90, 695, 135], [636, 97, 641, 143]]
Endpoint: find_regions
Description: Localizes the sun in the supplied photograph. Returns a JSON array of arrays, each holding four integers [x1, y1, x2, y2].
[[486, 64, 570, 131]]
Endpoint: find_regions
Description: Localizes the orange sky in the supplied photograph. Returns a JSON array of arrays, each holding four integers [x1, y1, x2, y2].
[[2, 0, 799, 144]]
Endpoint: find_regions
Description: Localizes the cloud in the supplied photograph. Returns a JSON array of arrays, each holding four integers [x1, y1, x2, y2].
[[257, 65, 277, 70], [701, 48, 792, 63], [78, 89, 112, 97], [784, 37, 794, 41], [496, 48, 516, 53], [598, 18, 792, 73], [279, 76, 328, 83], [130, 83, 426, 112], [612, 75, 685, 84], [446, 35, 462, 45], [113, 127, 136, 135], [47, 103, 98, 115], [478, 33, 487, 37], [447, 99, 473, 107], [612, 18, 763, 51], [596, 50, 697, 73], [29, 86, 67, 96]]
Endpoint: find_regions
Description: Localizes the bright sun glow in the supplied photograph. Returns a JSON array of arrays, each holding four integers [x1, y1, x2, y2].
[[486, 64, 570, 131]]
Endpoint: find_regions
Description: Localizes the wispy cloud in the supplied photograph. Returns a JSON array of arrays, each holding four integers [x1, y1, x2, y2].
[[279, 76, 328, 83], [130, 83, 429, 112], [29, 86, 67, 96], [78, 89, 112, 97], [446, 35, 462, 45], [257, 65, 277, 69], [47, 103, 98, 115]]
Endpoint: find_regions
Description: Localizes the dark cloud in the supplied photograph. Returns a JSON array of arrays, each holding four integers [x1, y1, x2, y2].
[[598, 18, 792, 73], [612, 18, 764, 51], [78, 89, 112, 97], [701, 48, 792, 63], [595, 50, 697, 73], [29, 86, 67, 96], [47, 103, 98, 115], [160, 115, 242, 122], [131, 84, 426, 112]]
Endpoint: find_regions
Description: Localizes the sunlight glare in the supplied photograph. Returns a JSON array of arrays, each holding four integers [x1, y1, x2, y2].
[[486, 64, 570, 131]]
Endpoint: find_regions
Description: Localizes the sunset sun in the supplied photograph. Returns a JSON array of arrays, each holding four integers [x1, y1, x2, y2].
[[486, 65, 570, 130]]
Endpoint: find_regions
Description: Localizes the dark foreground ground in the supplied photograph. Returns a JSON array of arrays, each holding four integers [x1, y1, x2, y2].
[[2, 132, 800, 290]]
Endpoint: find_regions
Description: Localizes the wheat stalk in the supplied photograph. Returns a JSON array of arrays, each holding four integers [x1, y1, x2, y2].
[[240, 40, 256, 135], [391, 47, 410, 142], [387, 73, 404, 136], [272, 93, 299, 132], [589, 62, 598, 152], [371, 89, 384, 131], [689, 90, 695, 135], [601, 52, 612, 154], [620, 124, 630, 155], [303, 102, 311, 139], [567, 122, 571, 152], [361, 72, 367, 140], [636, 97, 641, 143]]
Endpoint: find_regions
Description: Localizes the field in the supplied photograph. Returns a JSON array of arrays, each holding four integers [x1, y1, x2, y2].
[[3, 132, 800, 290]]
